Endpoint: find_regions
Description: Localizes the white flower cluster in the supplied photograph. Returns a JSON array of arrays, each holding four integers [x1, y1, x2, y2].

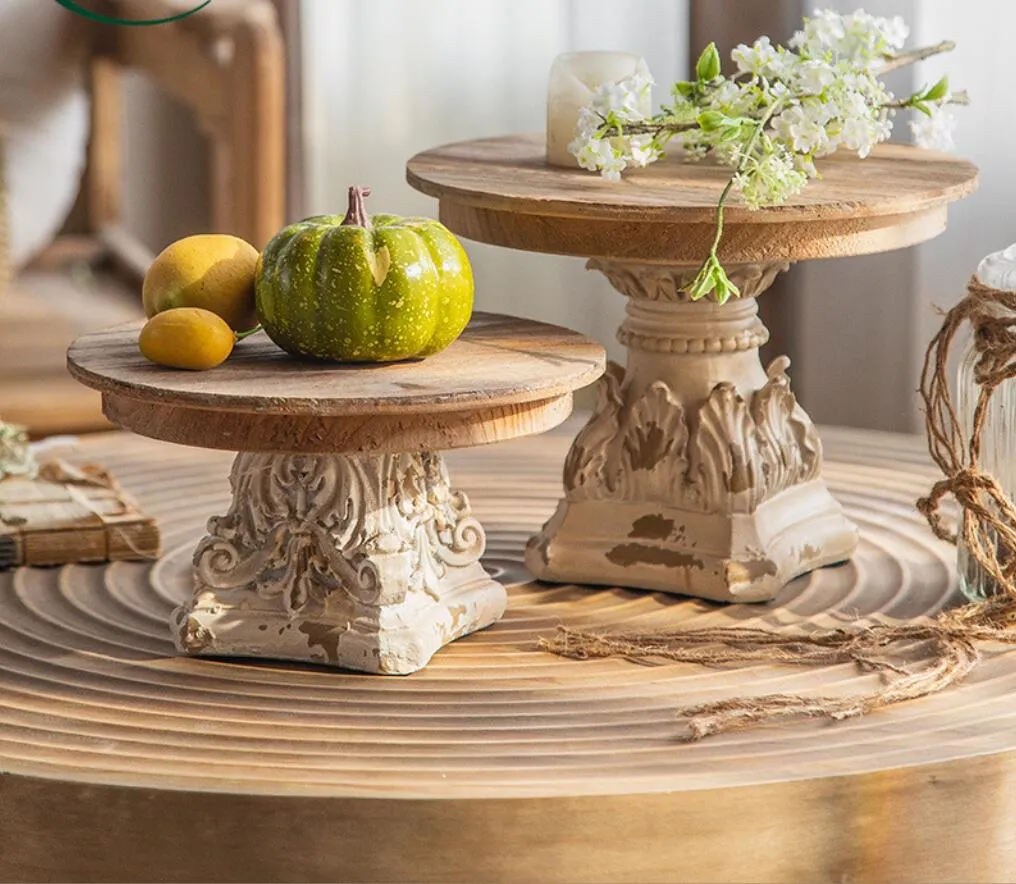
[[566, 8, 962, 299], [734, 150, 808, 210], [769, 73, 894, 162], [569, 8, 956, 188], [733, 10, 901, 166], [569, 73, 660, 181], [910, 105, 957, 151], [789, 8, 908, 68]]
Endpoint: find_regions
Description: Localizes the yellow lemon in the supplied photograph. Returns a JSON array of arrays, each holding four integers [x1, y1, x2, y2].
[[143, 234, 259, 332], [138, 307, 236, 370]]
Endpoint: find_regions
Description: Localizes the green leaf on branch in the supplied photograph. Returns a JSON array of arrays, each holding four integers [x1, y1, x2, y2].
[[598, 110, 627, 136], [696, 42, 721, 82], [713, 273, 741, 305], [673, 80, 697, 98], [717, 126, 746, 143], [697, 110, 738, 132], [685, 255, 741, 304], [923, 75, 949, 101]]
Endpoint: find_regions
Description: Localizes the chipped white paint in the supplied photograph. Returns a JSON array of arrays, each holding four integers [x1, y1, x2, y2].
[[527, 260, 859, 602], [174, 450, 507, 673]]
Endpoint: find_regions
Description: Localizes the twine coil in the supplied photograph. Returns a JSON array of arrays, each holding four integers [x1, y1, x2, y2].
[[919, 277, 1016, 622], [542, 275, 1016, 739]]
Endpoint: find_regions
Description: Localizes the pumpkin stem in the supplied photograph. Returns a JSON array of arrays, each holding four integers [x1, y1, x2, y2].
[[342, 185, 372, 229]]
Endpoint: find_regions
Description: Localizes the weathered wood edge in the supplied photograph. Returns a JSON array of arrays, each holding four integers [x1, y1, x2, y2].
[[66, 314, 606, 418], [406, 134, 979, 225], [99, 391, 576, 453]]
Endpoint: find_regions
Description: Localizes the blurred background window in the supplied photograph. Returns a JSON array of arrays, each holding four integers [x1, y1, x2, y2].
[[0, 0, 1007, 436]]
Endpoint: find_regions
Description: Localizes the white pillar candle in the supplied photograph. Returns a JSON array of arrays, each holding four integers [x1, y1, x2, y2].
[[545, 51, 652, 168]]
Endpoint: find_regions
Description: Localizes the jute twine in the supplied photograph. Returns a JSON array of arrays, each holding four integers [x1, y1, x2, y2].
[[542, 275, 1016, 740]]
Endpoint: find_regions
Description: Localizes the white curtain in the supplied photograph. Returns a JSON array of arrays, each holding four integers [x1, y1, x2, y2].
[[301, 0, 689, 362]]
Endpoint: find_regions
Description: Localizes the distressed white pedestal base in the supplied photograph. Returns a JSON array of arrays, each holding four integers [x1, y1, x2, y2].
[[173, 450, 507, 674], [527, 260, 859, 603], [528, 480, 855, 603]]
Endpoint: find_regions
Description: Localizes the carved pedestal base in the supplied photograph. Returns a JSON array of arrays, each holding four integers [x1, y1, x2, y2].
[[173, 450, 506, 674], [528, 480, 855, 603], [526, 261, 859, 603]]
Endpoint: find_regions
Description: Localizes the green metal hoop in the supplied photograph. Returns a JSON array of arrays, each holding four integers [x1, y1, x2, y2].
[[54, 0, 211, 27]]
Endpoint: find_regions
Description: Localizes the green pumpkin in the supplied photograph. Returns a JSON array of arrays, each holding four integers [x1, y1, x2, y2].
[[255, 186, 473, 362]]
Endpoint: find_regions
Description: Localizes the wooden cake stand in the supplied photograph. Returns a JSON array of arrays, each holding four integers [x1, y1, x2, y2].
[[2, 423, 1010, 883], [66, 312, 604, 674], [407, 136, 978, 603]]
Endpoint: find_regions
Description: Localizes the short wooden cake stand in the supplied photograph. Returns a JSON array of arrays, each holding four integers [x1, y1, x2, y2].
[[407, 136, 978, 603], [66, 313, 604, 673]]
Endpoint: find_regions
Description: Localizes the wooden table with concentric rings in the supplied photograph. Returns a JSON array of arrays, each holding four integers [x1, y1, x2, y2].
[[1, 420, 1011, 883]]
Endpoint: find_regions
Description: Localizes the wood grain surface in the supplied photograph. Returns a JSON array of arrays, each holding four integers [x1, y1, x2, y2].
[[66, 312, 605, 453], [1, 420, 1011, 883], [406, 134, 978, 263]]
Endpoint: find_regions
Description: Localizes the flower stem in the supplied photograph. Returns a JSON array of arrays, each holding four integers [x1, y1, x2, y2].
[[689, 101, 781, 301], [710, 177, 735, 258], [877, 39, 956, 75], [883, 91, 970, 110], [599, 118, 700, 138]]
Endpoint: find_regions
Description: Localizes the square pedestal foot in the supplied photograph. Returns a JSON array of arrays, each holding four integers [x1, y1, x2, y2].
[[173, 450, 507, 674], [527, 479, 858, 603], [174, 562, 505, 674]]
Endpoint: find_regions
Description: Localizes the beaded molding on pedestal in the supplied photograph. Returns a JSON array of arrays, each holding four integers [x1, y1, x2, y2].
[[526, 260, 859, 602], [174, 450, 506, 674]]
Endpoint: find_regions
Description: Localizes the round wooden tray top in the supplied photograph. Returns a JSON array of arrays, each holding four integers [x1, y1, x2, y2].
[[66, 312, 605, 453], [2, 422, 1012, 883], [406, 134, 979, 263]]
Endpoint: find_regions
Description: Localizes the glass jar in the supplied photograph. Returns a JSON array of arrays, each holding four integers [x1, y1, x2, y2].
[[956, 245, 1016, 601]]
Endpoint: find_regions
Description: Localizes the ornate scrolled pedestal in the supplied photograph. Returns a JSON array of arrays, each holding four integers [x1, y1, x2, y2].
[[408, 133, 978, 602], [67, 312, 604, 673], [526, 260, 857, 601], [177, 450, 499, 673]]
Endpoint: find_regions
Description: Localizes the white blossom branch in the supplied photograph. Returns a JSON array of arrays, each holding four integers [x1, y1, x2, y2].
[[878, 40, 957, 75]]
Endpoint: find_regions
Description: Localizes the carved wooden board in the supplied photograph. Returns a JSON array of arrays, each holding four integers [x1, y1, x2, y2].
[[406, 135, 978, 262], [2, 421, 1011, 883], [66, 312, 605, 453]]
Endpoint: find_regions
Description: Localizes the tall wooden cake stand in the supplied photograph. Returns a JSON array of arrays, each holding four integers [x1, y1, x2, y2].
[[407, 136, 978, 603], [66, 312, 604, 673]]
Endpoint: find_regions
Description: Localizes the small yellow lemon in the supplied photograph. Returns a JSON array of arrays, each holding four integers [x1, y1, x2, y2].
[[138, 307, 236, 370], [143, 234, 259, 332]]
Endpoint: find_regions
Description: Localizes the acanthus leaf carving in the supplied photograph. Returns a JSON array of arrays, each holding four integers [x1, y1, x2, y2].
[[191, 450, 487, 616], [587, 259, 790, 302], [564, 361, 625, 495], [694, 382, 757, 509], [562, 357, 821, 514], [750, 357, 822, 496]]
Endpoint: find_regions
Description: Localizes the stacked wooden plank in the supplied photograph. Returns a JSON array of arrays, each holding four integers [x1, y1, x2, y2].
[[0, 459, 160, 568]]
